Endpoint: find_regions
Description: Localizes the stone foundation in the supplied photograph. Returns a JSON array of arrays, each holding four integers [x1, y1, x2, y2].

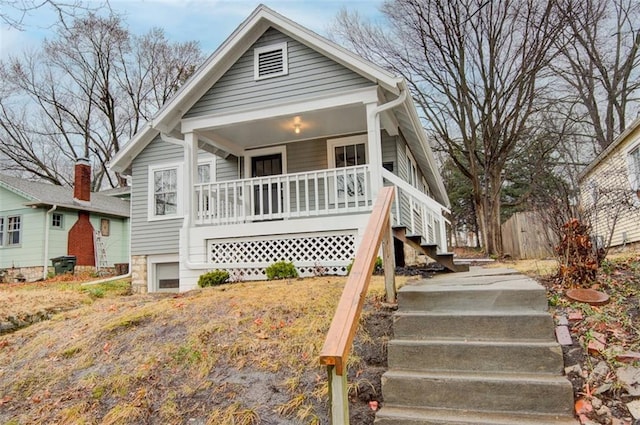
[[131, 255, 148, 294], [0, 266, 51, 283]]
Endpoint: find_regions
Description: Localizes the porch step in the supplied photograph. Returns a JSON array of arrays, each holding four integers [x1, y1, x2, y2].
[[387, 339, 564, 374], [375, 406, 579, 425], [397, 271, 548, 312], [393, 310, 555, 341], [375, 269, 578, 424], [392, 226, 469, 272], [382, 370, 574, 415]]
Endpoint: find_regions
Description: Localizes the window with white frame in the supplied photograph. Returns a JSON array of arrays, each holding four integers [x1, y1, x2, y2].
[[7, 215, 21, 246], [148, 164, 182, 220], [197, 158, 216, 184], [0, 217, 4, 246], [628, 145, 640, 194], [51, 213, 63, 229], [254, 42, 288, 80], [197, 159, 216, 214], [327, 135, 368, 202]]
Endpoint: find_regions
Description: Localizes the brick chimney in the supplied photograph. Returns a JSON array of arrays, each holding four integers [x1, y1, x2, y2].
[[73, 157, 91, 203], [68, 158, 95, 266]]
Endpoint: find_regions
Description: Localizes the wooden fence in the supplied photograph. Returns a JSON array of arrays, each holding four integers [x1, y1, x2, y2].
[[501, 211, 555, 259]]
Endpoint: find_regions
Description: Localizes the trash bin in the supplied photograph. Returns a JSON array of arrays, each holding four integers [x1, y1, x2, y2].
[[51, 256, 77, 275]]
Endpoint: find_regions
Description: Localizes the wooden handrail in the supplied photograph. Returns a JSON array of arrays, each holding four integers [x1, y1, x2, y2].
[[319, 186, 396, 424]]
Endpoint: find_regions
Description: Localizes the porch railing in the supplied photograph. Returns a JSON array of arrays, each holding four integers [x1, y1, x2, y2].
[[382, 168, 450, 253], [319, 186, 396, 425], [194, 165, 372, 225]]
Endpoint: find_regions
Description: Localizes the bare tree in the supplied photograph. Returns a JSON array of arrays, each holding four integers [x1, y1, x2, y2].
[[0, 11, 203, 188], [554, 0, 640, 151], [0, 0, 98, 30], [333, 0, 564, 255]]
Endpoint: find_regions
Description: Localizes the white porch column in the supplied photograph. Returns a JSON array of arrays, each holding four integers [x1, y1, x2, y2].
[[183, 132, 198, 223], [366, 102, 383, 199]]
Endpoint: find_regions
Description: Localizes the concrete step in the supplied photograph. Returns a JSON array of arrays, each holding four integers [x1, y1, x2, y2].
[[393, 310, 555, 341], [374, 406, 579, 425], [398, 272, 548, 312], [381, 369, 575, 416], [387, 339, 564, 374]]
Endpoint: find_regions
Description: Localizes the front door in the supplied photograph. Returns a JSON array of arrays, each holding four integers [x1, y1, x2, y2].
[[252, 153, 283, 215]]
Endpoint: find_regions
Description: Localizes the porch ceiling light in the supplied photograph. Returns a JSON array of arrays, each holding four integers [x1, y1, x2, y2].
[[293, 115, 302, 134]]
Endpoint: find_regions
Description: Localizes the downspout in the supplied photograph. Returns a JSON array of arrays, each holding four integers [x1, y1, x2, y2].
[[160, 133, 210, 270], [43, 205, 57, 280], [367, 86, 407, 193], [372, 86, 407, 116]]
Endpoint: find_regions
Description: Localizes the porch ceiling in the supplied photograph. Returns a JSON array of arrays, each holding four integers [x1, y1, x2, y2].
[[196, 103, 366, 149]]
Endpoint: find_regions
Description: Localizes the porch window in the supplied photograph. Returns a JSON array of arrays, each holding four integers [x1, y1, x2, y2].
[[7, 215, 21, 246], [254, 42, 288, 80], [328, 135, 368, 202], [148, 163, 183, 220], [197, 159, 216, 213]]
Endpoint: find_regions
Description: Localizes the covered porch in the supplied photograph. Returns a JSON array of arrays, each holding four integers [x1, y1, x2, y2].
[[172, 86, 450, 284]]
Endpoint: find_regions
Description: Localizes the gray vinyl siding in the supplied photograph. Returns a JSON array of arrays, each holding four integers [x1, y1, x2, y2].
[[216, 155, 240, 182], [286, 138, 328, 211], [185, 28, 373, 118], [130, 136, 184, 256], [396, 135, 414, 232], [287, 138, 327, 173]]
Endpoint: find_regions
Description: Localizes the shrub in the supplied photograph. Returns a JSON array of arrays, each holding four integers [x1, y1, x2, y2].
[[554, 218, 603, 288], [346, 256, 383, 275], [265, 261, 298, 280], [198, 270, 230, 287]]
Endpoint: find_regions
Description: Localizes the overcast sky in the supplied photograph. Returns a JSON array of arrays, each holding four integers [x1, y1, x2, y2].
[[0, 0, 384, 59]]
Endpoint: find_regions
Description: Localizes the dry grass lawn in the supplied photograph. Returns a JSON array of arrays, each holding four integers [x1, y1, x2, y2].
[[0, 274, 411, 425]]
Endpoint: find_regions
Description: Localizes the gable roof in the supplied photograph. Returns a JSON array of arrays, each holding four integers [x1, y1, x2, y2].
[[0, 174, 130, 218], [109, 4, 449, 207], [579, 116, 640, 182], [110, 4, 401, 172]]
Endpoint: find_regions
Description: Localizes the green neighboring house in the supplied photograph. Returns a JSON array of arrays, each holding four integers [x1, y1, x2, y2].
[[0, 173, 130, 282]]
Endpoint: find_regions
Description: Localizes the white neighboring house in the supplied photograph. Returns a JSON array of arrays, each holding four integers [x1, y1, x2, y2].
[[110, 5, 454, 293], [578, 116, 640, 250]]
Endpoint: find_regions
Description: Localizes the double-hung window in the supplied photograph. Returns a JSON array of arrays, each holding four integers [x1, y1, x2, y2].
[[328, 135, 368, 203], [7, 216, 21, 246], [148, 164, 182, 220], [0, 217, 4, 246]]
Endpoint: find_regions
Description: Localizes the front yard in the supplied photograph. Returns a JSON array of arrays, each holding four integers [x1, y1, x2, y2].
[[2, 254, 639, 425], [0, 274, 404, 425]]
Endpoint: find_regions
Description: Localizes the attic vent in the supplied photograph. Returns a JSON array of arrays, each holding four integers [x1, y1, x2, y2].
[[254, 42, 288, 80]]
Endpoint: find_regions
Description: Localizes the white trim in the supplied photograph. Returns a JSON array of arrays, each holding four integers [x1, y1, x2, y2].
[[181, 87, 378, 133], [147, 253, 180, 293], [244, 145, 287, 178], [254, 42, 288, 80], [147, 162, 184, 221]]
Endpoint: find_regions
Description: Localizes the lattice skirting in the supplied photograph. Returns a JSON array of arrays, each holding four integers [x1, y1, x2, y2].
[[207, 231, 357, 280]]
